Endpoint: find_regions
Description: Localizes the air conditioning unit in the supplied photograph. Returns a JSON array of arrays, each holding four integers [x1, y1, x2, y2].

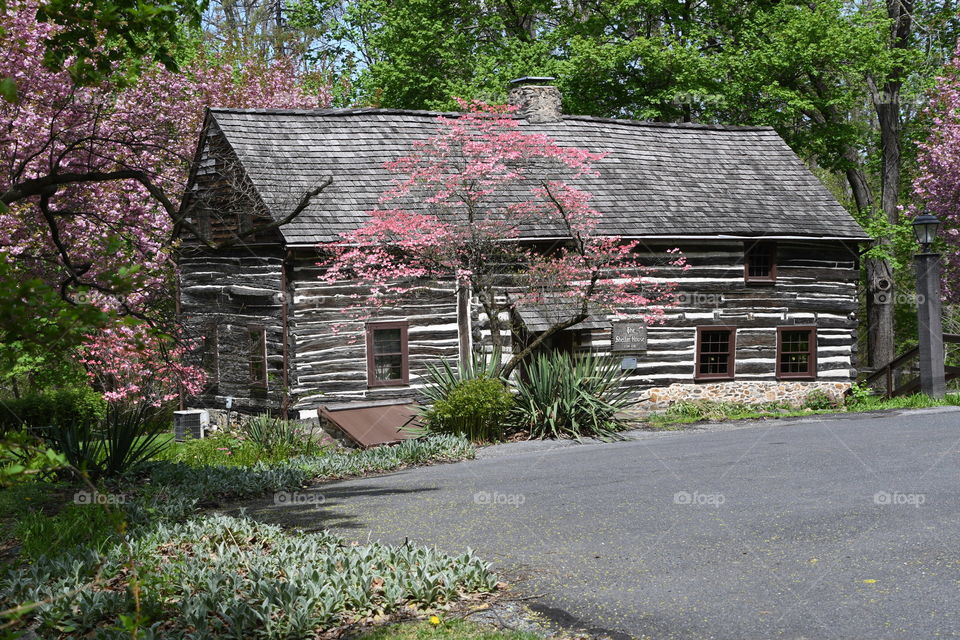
[[173, 410, 209, 442]]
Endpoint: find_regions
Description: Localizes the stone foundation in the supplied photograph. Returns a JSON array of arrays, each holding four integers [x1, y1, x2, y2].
[[638, 381, 852, 410]]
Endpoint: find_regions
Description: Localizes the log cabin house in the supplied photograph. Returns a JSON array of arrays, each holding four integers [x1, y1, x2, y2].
[[177, 80, 870, 428]]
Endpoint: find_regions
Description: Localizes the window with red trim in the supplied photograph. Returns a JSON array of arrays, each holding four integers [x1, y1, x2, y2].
[[745, 242, 777, 283], [695, 327, 736, 380], [777, 327, 817, 379], [367, 321, 409, 386]]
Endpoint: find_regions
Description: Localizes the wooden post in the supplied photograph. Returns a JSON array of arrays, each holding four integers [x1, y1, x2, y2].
[[915, 252, 945, 398], [457, 284, 472, 373], [280, 255, 291, 419]]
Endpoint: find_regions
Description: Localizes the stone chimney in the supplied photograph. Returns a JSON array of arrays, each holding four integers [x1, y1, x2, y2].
[[508, 77, 562, 123]]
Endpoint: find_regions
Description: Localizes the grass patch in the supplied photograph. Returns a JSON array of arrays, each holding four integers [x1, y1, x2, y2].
[[357, 619, 542, 640], [0, 481, 70, 556], [646, 393, 960, 429], [646, 400, 802, 428], [16, 500, 122, 559], [846, 392, 960, 412], [156, 431, 328, 467]]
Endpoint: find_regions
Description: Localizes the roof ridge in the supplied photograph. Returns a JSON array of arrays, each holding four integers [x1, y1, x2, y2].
[[208, 106, 773, 131], [562, 114, 773, 132], [209, 106, 460, 117]]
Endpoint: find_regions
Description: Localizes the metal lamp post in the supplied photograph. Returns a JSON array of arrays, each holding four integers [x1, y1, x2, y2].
[[913, 214, 945, 398]]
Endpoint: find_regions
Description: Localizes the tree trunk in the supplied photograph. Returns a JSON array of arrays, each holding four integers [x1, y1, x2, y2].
[[863, 0, 913, 370], [478, 289, 504, 361], [500, 311, 588, 379], [865, 256, 895, 368]]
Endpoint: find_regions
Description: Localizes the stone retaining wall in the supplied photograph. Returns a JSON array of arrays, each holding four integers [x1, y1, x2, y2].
[[638, 381, 852, 410]]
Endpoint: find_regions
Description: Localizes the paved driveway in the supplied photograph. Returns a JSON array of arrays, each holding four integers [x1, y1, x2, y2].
[[253, 408, 960, 639]]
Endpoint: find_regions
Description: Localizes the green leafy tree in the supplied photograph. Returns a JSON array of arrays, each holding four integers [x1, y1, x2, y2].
[[295, 0, 951, 365], [0, 0, 205, 98]]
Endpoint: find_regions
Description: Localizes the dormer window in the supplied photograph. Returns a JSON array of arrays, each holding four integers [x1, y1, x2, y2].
[[745, 242, 776, 283]]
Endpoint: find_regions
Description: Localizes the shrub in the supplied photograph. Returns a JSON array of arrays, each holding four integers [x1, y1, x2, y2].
[[508, 352, 635, 439], [803, 389, 838, 411], [0, 430, 68, 485], [845, 381, 874, 405], [0, 387, 106, 436], [425, 377, 513, 441]]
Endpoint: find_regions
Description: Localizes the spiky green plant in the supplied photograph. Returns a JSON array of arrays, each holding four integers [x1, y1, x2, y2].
[[241, 413, 307, 455], [507, 352, 635, 440], [43, 400, 168, 481], [418, 350, 503, 406]]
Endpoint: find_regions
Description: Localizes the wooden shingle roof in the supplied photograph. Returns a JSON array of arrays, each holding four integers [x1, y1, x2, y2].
[[203, 107, 868, 245]]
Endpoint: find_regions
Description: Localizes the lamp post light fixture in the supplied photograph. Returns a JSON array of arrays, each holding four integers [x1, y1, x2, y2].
[[912, 214, 942, 252], [912, 213, 945, 398]]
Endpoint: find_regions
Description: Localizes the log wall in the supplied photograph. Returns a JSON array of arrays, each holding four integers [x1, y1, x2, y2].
[[178, 245, 287, 414], [177, 239, 861, 415], [286, 252, 460, 410], [562, 240, 860, 402]]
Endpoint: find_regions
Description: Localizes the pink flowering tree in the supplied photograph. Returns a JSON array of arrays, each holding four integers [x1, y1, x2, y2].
[[912, 42, 960, 303], [322, 101, 685, 378], [79, 324, 206, 406], [0, 0, 329, 399]]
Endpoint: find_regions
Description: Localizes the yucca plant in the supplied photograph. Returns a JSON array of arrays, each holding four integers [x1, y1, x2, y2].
[[240, 413, 319, 459], [507, 352, 635, 440], [96, 400, 169, 477], [43, 400, 168, 481]]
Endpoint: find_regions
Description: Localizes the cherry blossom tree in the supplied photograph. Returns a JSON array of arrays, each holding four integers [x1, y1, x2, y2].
[[0, 0, 329, 399], [912, 41, 960, 303], [322, 101, 685, 378]]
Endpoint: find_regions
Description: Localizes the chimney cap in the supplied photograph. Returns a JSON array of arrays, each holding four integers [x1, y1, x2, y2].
[[510, 76, 556, 86]]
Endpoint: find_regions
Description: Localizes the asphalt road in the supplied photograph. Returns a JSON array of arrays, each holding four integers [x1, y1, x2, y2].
[[253, 407, 960, 639]]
